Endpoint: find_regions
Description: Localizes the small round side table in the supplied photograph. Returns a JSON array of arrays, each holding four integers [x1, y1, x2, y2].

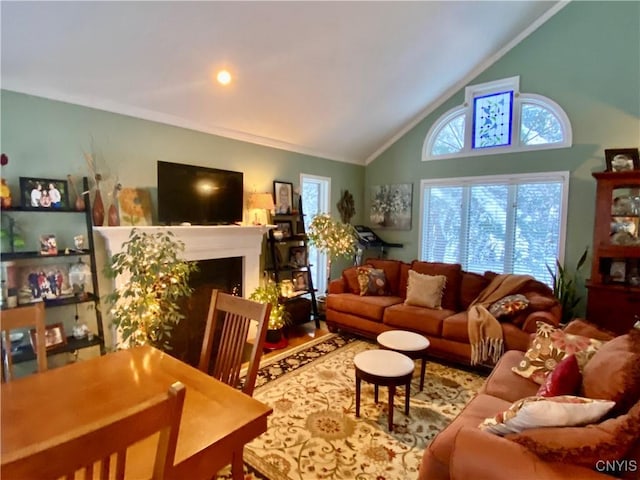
[[353, 349, 414, 432], [377, 330, 430, 392]]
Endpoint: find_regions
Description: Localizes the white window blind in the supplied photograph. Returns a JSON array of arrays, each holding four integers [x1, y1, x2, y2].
[[419, 172, 569, 286]]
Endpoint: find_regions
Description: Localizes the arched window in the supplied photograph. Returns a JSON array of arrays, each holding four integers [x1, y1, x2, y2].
[[423, 77, 572, 161]]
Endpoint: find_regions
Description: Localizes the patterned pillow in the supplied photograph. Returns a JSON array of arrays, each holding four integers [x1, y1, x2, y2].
[[512, 321, 604, 384], [489, 294, 530, 318], [479, 395, 615, 436], [356, 267, 388, 296]]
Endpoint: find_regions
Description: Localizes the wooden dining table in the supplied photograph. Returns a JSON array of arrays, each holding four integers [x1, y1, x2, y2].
[[1, 345, 273, 479]]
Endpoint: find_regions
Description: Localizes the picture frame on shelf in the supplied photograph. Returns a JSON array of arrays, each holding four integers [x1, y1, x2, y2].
[[273, 181, 294, 215], [605, 148, 640, 172], [610, 216, 639, 238], [289, 246, 307, 267], [39, 234, 58, 256], [16, 262, 73, 304], [293, 271, 309, 291], [610, 260, 626, 283], [275, 220, 293, 239], [19, 177, 70, 209], [30, 322, 66, 351]]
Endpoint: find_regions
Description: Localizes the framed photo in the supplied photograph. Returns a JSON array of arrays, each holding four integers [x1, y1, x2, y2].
[[289, 246, 307, 267], [610, 260, 626, 283], [292, 271, 309, 291], [19, 177, 70, 209], [611, 216, 639, 237], [275, 220, 293, 239], [273, 181, 294, 215], [16, 262, 73, 304], [31, 322, 67, 351], [39, 234, 58, 256], [605, 148, 640, 172]]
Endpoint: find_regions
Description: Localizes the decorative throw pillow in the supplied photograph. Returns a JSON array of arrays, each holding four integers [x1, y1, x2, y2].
[[404, 270, 446, 309], [356, 267, 388, 296], [342, 266, 362, 294], [581, 330, 640, 417], [489, 294, 530, 318], [512, 321, 604, 384], [507, 401, 640, 468], [479, 395, 615, 436], [536, 354, 582, 397]]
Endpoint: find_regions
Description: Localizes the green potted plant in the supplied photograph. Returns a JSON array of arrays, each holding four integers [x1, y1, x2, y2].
[[249, 280, 290, 345], [546, 247, 589, 325], [306, 213, 357, 289], [104, 228, 198, 350]]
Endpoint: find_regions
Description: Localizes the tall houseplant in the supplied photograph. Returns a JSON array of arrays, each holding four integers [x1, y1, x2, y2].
[[546, 248, 589, 325], [307, 213, 357, 288], [249, 280, 290, 344], [104, 229, 198, 349]]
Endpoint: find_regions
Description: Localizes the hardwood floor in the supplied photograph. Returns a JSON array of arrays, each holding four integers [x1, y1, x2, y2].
[[262, 319, 331, 361]]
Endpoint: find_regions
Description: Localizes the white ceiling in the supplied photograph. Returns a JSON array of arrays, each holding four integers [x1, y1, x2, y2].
[[1, 1, 564, 165]]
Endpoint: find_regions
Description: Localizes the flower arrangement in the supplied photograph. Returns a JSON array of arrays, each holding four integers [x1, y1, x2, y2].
[[307, 213, 357, 283], [104, 229, 198, 349], [249, 280, 290, 330]]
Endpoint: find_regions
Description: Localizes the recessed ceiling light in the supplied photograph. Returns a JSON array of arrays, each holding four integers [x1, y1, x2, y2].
[[216, 70, 232, 86]]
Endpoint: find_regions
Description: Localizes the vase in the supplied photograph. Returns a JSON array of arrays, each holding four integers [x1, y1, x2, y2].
[[92, 188, 105, 226], [107, 184, 120, 226]]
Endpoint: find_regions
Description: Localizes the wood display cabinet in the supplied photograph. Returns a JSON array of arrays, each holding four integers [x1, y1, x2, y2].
[[266, 198, 319, 328], [0, 177, 105, 374], [586, 171, 640, 334]]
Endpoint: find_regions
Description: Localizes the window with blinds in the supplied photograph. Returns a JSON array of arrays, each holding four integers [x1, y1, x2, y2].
[[419, 172, 569, 286]]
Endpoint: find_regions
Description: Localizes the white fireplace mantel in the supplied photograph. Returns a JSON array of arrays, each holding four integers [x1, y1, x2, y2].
[[94, 225, 270, 296]]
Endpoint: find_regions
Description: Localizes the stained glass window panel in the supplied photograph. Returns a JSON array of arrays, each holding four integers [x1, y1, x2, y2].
[[472, 91, 513, 149]]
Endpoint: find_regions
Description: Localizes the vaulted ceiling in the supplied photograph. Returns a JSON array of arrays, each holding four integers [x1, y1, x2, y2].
[[1, 1, 564, 164]]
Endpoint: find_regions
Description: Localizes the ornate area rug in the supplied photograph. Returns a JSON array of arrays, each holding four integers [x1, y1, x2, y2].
[[221, 333, 485, 480]]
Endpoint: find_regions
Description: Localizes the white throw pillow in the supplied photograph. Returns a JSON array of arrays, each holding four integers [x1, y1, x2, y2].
[[479, 395, 615, 436], [404, 270, 446, 309]]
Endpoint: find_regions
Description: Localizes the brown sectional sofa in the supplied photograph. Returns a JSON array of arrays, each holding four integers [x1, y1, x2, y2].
[[326, 258, 562, 365], [419, 320, 640, 480]]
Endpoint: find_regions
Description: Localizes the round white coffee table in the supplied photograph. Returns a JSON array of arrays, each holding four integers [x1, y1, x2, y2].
[[353, 349, 414, 432], [377, 330, 430, 392]]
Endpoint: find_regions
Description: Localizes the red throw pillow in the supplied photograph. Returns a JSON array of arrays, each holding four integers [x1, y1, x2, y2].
[[537, 354, 582, 397]]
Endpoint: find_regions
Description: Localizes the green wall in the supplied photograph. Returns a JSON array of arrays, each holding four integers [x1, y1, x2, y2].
[[366, 0, 640, 293], [0, 90, 365, 224]]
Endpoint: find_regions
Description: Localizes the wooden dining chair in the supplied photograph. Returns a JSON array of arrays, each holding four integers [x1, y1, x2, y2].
[[198, 289, 271, 397], [2, 381, 186, 480], [0, 302, 47, 382]]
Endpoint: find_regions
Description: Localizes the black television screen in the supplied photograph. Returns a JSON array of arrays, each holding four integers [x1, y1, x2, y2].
[[157, 161, 243, 225]]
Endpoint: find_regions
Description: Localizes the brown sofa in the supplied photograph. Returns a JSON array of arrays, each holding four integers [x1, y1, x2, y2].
[[419, 320, 640, 480], [326, 258, 562, 365]]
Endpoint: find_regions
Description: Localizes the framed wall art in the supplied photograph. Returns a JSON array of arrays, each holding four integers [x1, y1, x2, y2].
[[369, 183, 413, 230], [19, 177, 70, 209], [605, 148, 640, 172], [273, 181, 294, 214]]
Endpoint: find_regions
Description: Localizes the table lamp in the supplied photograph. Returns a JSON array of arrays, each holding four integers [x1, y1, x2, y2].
[[248, 192, 275, 225]]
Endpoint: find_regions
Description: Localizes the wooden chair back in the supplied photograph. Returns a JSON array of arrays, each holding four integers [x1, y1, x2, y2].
[[1, 302, 47, 382], [198, 289, 271, 397], [2, 381, 186, 480]]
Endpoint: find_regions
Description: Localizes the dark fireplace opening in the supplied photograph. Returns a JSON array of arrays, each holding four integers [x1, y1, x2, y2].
[[168, 256, 242, 367]]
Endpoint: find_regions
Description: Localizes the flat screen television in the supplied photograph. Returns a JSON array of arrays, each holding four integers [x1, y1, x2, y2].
[[157, 161, 243, 225]]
